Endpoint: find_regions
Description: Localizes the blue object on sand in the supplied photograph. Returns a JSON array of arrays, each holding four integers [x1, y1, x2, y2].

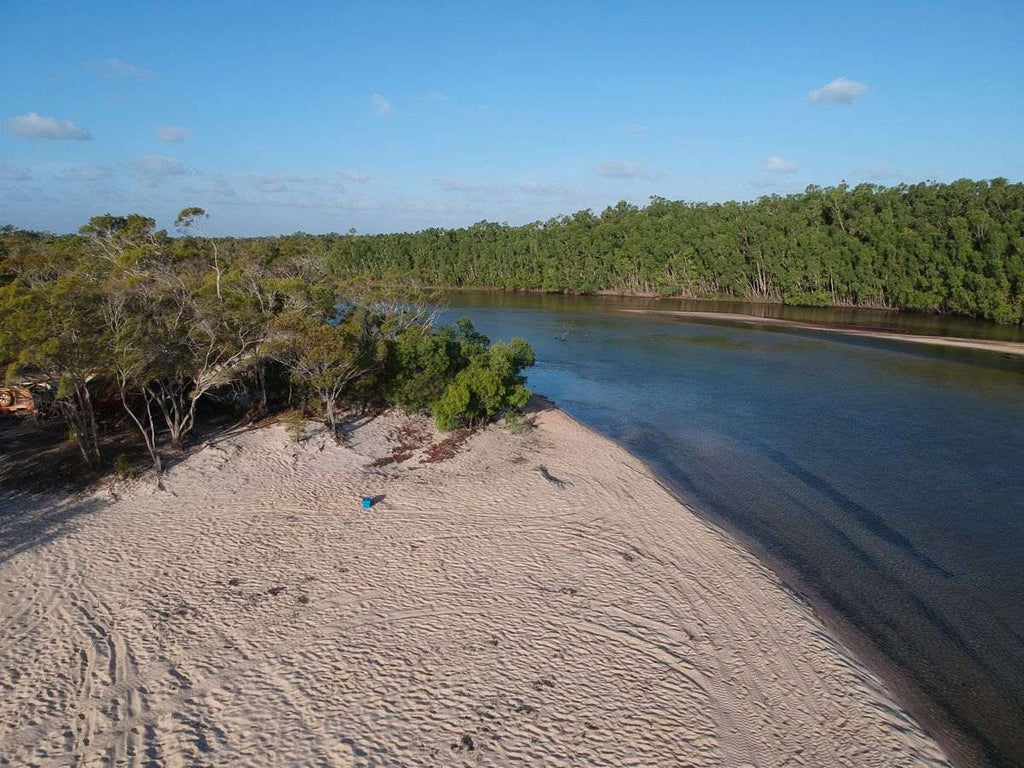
[[361, 495, 373, 509]]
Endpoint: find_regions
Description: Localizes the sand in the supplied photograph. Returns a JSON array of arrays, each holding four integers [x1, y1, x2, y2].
[[0, 402, 949, 767], [622, 308, 1024, 357]]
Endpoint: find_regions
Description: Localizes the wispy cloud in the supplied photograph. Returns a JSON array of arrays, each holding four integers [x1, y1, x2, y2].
[[339, 169, 371, 183], [808, 77, 869, 104], [867, 166, 898, 181], [435, 178, 480, 193], [764, 155, 799, 173], [3, 112, 93, 141], [594, 161, 650, 179], [155, 125, 191, 143], [628, 124, 648, 135], [435, 178, 576, 201], [54, 164, 112, 182], [87, 58, 152, 79], [0, 164, 31, 181], [516, 181, 571, 197], [132, 154, 187, 185], [371, 94, 393, 118]]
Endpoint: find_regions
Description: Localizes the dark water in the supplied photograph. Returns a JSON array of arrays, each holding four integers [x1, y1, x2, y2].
[[443, 292, 1024, 767]]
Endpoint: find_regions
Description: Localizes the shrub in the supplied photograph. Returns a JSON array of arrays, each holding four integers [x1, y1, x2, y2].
[[504, 411, 529, 435], [784, 290, 833, 307], [432, 338, 535, 431], [285, 411, 306, 443], [383, 317, 490, 413], [113, 453, 132, 479]]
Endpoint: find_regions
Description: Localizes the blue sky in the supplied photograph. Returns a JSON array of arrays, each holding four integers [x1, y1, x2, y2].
[[2, 1, 1022, 235]]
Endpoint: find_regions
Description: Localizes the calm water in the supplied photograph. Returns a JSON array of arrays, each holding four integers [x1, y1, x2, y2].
[[443, 292, 1024, 767]]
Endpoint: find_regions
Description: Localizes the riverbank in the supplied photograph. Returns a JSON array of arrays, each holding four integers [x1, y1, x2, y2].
[[0, 401, 948, 766], [623, 307, 1024, 357]]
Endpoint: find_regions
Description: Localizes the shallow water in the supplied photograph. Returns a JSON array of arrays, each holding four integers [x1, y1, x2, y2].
[[443, 291, 1024, 767]]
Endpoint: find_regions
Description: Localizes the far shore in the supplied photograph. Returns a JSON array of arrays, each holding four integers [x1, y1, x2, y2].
[[623, 307, 1024, 357], [0, 401, 949, 766]]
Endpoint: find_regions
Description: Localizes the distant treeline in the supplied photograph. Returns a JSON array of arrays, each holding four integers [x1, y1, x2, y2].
[[228, 179, 1022, 324], [3, 179, 1023, 325]]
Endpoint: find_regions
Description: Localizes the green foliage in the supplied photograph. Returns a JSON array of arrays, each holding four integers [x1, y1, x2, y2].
[[432, 337, 535, 431], [284, 411, 306, 443], [268, 308, 387, 434], [784, 291, 833, 307], [113, 453, 132, 479], [383, 317, 490, 413], [503, 411, 529, 435], [0, 208, 538, 477], [303, 179, 1024, 325]]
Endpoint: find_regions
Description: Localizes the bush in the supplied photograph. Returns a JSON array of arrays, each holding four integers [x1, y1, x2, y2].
[[504, 411, 529, 435], [285, 411, 306, 443], [113, 453, 132, 479], [784, 290, 833, 307], [383, 317, 489, 413], [432, 338, 535, 431]]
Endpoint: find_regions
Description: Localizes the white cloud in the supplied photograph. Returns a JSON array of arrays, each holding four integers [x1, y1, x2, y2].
[[436, 178, 479, 193], [155, 125, 191, 143], [867, 166, 898, 181], [764, 155, 799, 173], [339, 169, 371, 183], [371, 94, 393, 117], [88, 58, 152, 79], [628, 124, 648, 135], [434, 178, 576, 201], [0, 164, 30, 181], [3, 112, 93, 141], [516, 181, 569, 197], [132, 154, 187, 184], [594, 161, 650, 179], [808, 77, 869, 104], [54, 164, 112, 182]]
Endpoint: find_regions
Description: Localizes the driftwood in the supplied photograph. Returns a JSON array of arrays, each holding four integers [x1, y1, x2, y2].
[[534, 464, 571, 489]]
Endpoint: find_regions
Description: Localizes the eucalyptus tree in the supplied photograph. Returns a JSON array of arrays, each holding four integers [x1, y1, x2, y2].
[[0, 268, 107, 466], [267, 309, 387, 439], [90, 211, 265, 470]]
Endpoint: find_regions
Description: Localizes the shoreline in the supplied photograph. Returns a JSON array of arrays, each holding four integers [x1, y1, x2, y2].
[[556, 401, 980, 766], [0, 402, 950, 766], [626, 457, 982, 768], [621, 308, 1024, 357]]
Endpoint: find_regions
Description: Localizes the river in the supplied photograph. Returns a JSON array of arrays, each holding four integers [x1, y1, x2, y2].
[[442, 291, 1024, 767]]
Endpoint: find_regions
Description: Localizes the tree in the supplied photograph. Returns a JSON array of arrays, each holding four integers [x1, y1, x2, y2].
[[432, 337, 535, 431], [267, 310, 385, 438], [384, 317, 489, 413], [93, 212, 264, 470], [174, 206, 223, 301], [0, 275, 106, 465]]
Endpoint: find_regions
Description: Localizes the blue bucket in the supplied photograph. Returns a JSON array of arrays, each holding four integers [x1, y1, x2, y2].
[[361, 495, 373, 509]]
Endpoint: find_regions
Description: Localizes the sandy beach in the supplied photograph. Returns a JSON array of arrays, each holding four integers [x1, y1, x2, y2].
[[622, 308, 1024, 357], [0, 401, 949, 767]]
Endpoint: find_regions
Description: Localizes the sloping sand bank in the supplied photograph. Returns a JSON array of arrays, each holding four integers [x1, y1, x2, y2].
[[0, 403, 948, 766], [622, 308, 1024, 357]]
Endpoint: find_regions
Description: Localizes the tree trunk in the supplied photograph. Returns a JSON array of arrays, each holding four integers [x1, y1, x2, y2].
[[117, 376, 164, 483]]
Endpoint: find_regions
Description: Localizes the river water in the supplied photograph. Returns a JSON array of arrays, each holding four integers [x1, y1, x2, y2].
[[443, 291, 1024, 767]]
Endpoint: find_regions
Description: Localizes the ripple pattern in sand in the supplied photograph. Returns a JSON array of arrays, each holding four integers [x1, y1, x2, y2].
[[0, 409, 949, 766]]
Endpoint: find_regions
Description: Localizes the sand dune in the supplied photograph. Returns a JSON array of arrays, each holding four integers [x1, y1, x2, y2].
[[0, 403, 949, 766]]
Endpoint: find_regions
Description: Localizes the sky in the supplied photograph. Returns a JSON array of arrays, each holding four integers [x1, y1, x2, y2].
[[1, 1, 1022, 236]]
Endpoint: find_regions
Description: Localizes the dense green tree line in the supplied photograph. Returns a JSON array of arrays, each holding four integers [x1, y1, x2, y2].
[[0, 211, 534, 474], [221, 179, 1021, 324]]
